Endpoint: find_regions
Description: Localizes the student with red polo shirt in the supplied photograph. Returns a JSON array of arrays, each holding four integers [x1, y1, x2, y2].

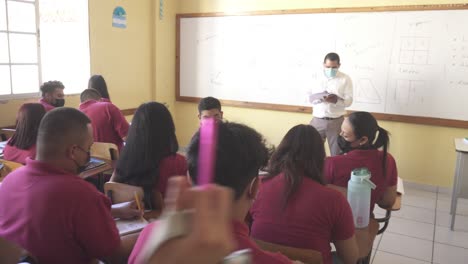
[[0, 108, 138, 263], [79, 89, 129, 151], [324, 111, 398, 212], [184, 121, 300, 264], [250, 125, 358, 264], [39, 80, 65, 111], [88, 74, 111, 102], [112, 102, 187, 210], [3, 103, 46, 164]]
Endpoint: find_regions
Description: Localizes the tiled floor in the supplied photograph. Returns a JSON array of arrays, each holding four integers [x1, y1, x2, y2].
[[370, 185, 468, 264]]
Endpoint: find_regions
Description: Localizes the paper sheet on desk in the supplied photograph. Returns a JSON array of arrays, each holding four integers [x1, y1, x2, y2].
[[397, 177, 404, 195], [116, 218, 148, 236]]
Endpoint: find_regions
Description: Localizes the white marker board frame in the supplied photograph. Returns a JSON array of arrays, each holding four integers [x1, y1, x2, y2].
[[176, 4, 468, 129]]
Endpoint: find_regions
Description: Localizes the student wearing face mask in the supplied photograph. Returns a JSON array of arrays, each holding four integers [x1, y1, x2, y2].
[[39, 80, 65, 111], [308, 53, 353, 156], [324, 111, 398, 214]]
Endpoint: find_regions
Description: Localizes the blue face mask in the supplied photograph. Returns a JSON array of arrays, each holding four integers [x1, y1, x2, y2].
[[324, 68, 338, 78]]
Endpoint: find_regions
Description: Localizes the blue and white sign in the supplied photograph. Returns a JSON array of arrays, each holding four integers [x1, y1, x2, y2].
[[112, 6, 127, 29]]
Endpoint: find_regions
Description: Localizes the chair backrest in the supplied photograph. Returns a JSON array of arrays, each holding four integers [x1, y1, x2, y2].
[[108, 171, 164, 210], [0, 159, 23, 182], [91, 142, 119, 161], [0, 128, 15, 141], [104, 181, 144, 204], [254, 239, 323, 264]]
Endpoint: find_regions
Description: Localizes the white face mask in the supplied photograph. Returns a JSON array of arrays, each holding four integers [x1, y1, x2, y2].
[[324, 68, 338, 78]]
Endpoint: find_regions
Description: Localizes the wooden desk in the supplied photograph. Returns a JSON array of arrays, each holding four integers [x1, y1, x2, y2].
[[451, 139, 468, 230]]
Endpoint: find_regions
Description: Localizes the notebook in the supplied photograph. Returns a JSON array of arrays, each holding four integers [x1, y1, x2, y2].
[[116, 217, 148, 236]]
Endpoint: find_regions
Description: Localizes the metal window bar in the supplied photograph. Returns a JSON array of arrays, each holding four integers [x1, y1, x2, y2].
[[1, 0, 40, 98]]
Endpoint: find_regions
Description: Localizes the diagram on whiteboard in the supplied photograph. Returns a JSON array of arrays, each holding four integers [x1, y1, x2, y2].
[[399, 37, 431, 65], [355, 79, 381, 104], [395, 79, 425, 105]]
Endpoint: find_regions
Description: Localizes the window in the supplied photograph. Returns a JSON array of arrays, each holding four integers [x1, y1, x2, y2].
[[0, 0, 89, 99]]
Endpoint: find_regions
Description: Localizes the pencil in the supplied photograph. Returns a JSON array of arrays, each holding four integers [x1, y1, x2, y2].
[[134, 192, 143, 214]]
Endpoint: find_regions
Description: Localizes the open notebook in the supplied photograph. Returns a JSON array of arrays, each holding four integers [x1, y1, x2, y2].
[[116, 217, 148, 236]]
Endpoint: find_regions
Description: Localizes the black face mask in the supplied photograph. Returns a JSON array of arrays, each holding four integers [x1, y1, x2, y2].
[[52, 99, 65, 107], [337, 136, 355, 154]]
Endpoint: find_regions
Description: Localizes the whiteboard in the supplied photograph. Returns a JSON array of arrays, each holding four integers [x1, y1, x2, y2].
[[178, 9, 468, 121]]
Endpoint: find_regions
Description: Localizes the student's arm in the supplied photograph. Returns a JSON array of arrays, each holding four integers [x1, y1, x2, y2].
[[102, 233, 140, 264], [377, 155, 398, 209], [111, 201, 143, 220], [334, 235, 359, 264], [75, 193, 134, 263], [108, 104, 130, 140], [377, 185, 397, 209]]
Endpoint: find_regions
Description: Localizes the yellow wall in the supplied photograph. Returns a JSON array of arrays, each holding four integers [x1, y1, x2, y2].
[[173, 0, 468, 187], [0, 0, 153, 126], [154, 0, 178, 114]]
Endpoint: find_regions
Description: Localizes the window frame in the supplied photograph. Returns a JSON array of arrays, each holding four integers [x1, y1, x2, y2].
[[0, 0, 42, 100]]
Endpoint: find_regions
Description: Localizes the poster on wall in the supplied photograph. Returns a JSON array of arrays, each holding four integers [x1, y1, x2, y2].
[[112, 6, 127, 28]]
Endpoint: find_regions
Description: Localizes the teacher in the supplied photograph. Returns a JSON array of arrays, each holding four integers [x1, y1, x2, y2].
[[309, 52, 353, 156]]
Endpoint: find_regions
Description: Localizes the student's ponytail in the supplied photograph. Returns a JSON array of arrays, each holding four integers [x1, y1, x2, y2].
[[373, 126, 390, 177]]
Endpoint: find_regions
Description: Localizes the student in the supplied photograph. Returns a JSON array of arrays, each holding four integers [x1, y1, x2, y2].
[[0, 108, 137, 263], [79, 89, 129, 151], [129, 177, 237, 264], [250, 124, 358, 264], [39, 80, 65, 111], [308, 52, 353, 156], [198, 96, 223, 124], [112, 102, 187, 210], [187, 121, 299, 264], [88, 74, 111, 102], [324, 111, 398, 212], [3, 103, 46, 164]]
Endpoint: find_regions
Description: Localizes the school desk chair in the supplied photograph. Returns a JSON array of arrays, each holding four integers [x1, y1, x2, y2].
[[327, 184, 402, 264], [87, 142, 119, 191], [91, 142, 119, 161], [0, 128, 15, 141], [357, 195, 402, 264], [0, 159, 23, 182], [254, 239, 323, 264], [104, 181, 164, 214]]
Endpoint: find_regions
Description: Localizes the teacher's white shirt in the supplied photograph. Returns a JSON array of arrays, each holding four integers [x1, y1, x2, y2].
[[308, 71, 353, 118]]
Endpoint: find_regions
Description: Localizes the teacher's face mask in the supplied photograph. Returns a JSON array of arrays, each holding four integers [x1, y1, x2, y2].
[[324, 68, 338, 78]]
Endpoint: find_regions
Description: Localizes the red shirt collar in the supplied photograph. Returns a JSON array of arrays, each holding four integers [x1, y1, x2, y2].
[[79, 99, 99, 110], [25, 158, 76, 177]]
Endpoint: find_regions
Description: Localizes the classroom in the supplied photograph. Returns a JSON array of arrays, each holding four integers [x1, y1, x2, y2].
[[1, 0, 468, 263]]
